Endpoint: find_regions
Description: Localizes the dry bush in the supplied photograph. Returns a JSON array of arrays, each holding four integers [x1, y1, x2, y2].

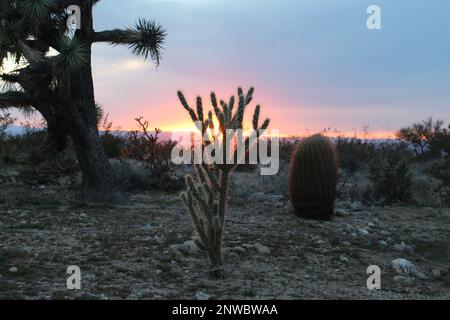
[[120, 117, 181, 191]]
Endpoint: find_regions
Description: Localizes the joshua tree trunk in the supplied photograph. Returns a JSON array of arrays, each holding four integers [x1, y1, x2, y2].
[[68, 105, 125, 203], [38, 104, 68, 152], [45, 116, 68, 152], [66, 1, 125, 203]]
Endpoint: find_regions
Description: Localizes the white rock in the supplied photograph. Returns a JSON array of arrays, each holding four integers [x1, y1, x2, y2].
[[181, 240, 200, 254], [248, 192, 266, 202], [253, 243, 270, 254], [169, 240, 200, 256], [195, 291, 210, 300], [358, 228, 369, 236], [394, 241, 414, 253], [339, 255, 350, 264], [391, 259, 415, 275], [141, 224, 153, 231], [391, 258, 427, 279], [378, 240, 388, 247], [9, 267, 18, 273]]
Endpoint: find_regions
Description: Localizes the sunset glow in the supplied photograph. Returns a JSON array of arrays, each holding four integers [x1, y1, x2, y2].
[[90, 0, 449, 138], [4, 0, 450, 139]]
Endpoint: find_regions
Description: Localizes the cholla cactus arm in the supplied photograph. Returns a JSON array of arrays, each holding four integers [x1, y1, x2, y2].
[[207, 111, 215, 132], [253, 105, 261, 129], [222, 100, 235, 125], [203, 164, 220, 190], [217, 172, 229, 222], [210, 92, 224, 127], [245, 87, 254, 105], [261, 118, 270, 130], [196, 96, 204, 128], [232, 92, 245, 128], [229, 96, 235, 114], [231, 87, 254, 128], [186, 176, 210, 219], [181, 190, 207, 250], [177, 91, 198, 122]]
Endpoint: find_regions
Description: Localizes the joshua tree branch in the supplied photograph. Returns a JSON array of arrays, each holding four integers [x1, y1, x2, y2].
[[92, 20, 166, 64], [0, 91, 34, 109]]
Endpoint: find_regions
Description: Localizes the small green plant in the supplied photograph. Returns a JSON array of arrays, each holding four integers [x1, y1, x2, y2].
[[178, 87, 269, 276], [288, 134, 338, 221]]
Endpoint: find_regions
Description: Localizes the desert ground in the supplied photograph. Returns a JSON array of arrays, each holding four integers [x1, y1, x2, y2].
[[1, 168, 449, 300]]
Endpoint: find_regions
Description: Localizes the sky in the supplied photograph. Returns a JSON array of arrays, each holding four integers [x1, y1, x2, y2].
[[9, 0, 450, 137]]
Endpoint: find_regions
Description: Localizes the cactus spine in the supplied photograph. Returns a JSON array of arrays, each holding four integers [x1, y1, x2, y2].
[[288, 134, 338, 221], [178, 87, 269, 276]]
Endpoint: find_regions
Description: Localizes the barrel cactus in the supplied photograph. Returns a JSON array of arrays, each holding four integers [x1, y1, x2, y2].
[[288, 134, 338, 220]]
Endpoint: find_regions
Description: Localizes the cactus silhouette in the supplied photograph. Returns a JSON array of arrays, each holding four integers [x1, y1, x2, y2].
[[178, 87, 270, 277], [288, 134, 338, 220]]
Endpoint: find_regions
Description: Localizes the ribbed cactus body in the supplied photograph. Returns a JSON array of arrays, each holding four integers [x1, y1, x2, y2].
[[288, 134, 338, 221]]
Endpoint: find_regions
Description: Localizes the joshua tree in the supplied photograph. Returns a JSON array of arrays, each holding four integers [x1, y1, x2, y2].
[[0, 0, 166, 203], [178, 87, 270, 276]]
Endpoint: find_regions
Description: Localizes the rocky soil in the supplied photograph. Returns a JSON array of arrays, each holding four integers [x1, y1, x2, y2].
[[0, 171, 449, 300]]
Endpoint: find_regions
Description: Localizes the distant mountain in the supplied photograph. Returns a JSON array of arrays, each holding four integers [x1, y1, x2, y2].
[[3, 126, 397, 143], [4, 125, 28, 135]]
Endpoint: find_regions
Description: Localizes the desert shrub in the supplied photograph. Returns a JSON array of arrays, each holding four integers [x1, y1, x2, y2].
[[338, 170, 374, 203], [0, 143, 30, 165], [100, 132, 126, 158], [279, 138, 297, 161], [425, 159, 450, 185], [2, 129, 49, 166], [410, 173, 442, 207], [368, 143, 413, 203], [0, 116, 37, 166], [120, 117, 181, 191], [110, 160, 152, 191], [98, 114, 126, 158], [0, 111, 15, 141], [336, 137, 377, 175], [397, 117, 450, 158]]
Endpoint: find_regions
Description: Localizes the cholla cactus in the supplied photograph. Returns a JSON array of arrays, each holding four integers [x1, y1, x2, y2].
[[178, 87, 269, 276]]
